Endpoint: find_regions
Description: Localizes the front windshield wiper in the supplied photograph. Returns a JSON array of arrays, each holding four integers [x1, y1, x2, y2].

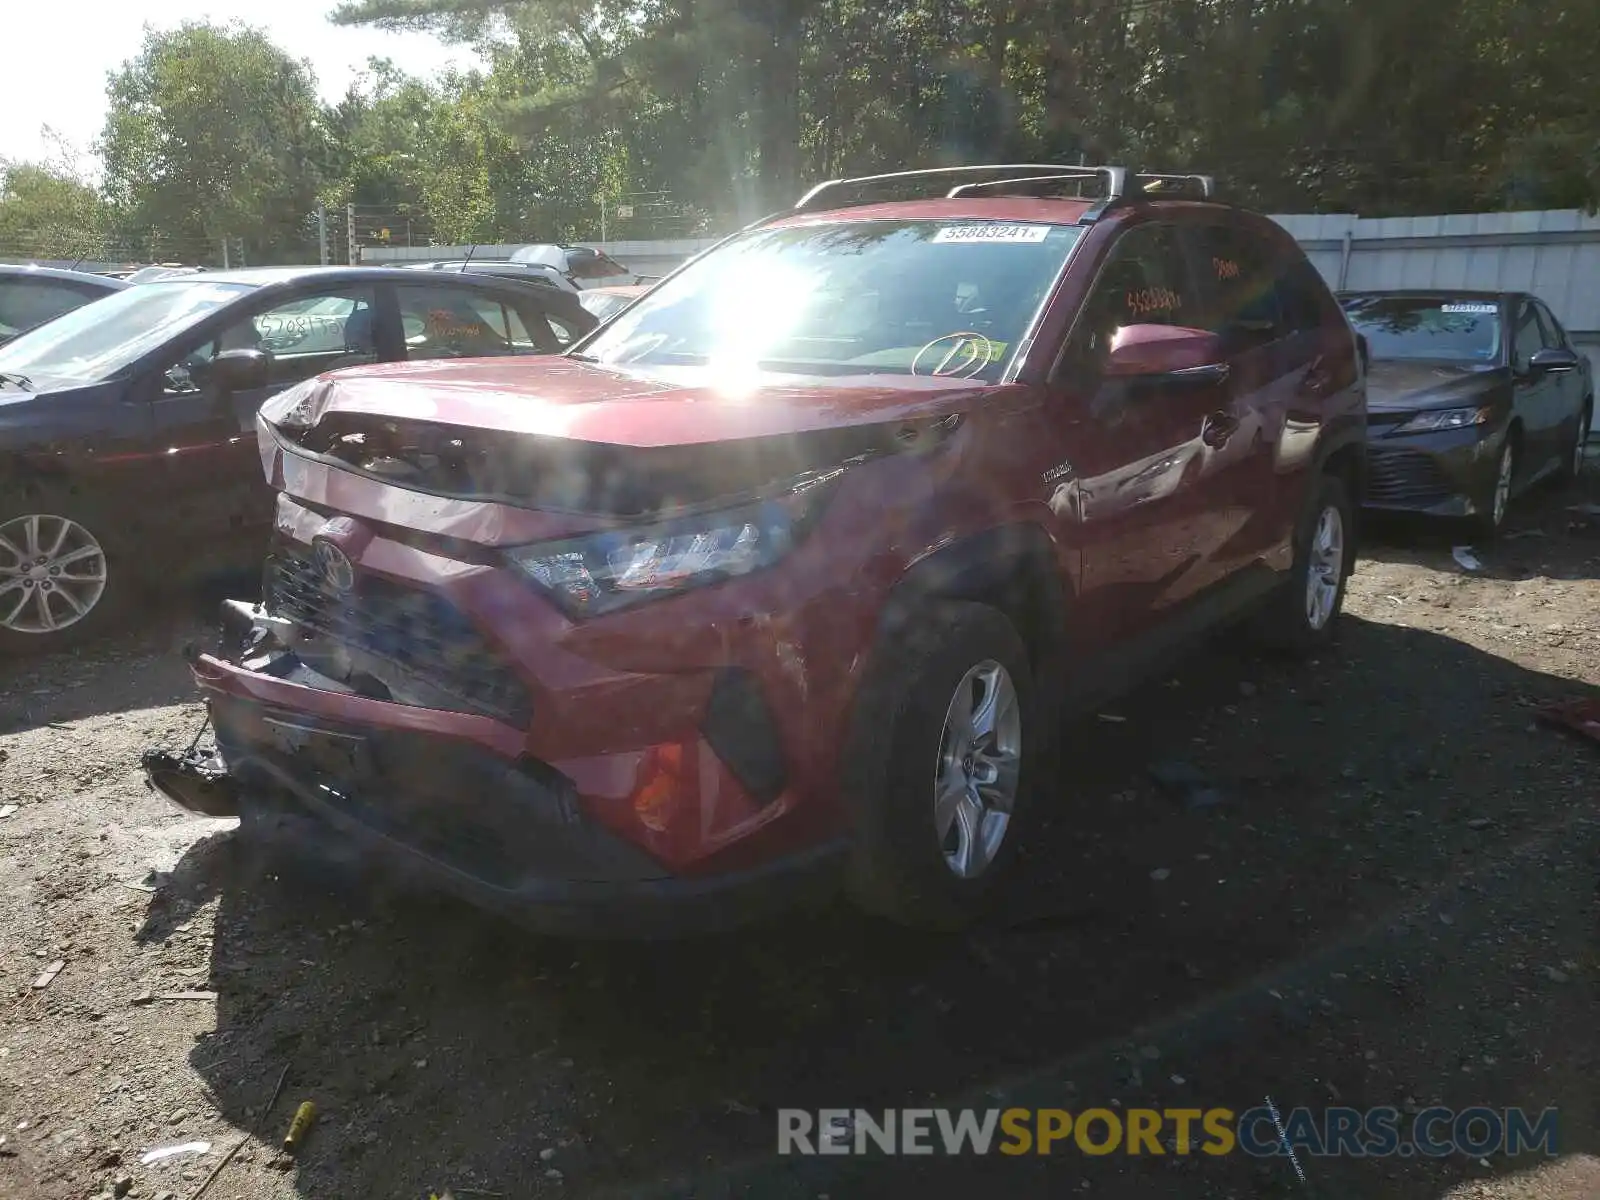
[[566, 352, 599, 363], [0, 372, 33, 391]]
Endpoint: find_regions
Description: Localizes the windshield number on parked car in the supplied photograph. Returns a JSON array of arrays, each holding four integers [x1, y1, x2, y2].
[[1126, 287, 1181, 318], [1440, 303, 1497, 314], [1213, 257, 1240, 280], [932, 224, 1051, 244]]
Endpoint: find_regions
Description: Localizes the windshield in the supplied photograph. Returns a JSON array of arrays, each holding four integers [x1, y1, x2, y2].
[[1342, 295, 1502, 363], [0, 279, 254, 383], [581, 219, 1084, 381]]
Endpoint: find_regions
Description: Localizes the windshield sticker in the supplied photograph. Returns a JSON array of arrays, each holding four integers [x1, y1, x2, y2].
[[933, 225, 1051, 245], [1213, 257, 1240, 281], [1441, 303, 1497, 314]]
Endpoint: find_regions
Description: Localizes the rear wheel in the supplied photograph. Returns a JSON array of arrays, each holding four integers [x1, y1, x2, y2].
[[842, 601, 1039, 930], [1249, 472, 1354, 655], [1553, 399, 1592, 488], [0, 493, 130, 656]]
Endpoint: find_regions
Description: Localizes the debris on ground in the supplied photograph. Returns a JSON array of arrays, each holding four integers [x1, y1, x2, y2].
[[282, 1101, 317, 1153], [1451, 545, 1483, 572], [0, 804, 17, 819], [155, 990, 218, 1003], [31, 959, 65, 990], [1535, 697, 1600, 746], [137, 1141, 211, 1166]]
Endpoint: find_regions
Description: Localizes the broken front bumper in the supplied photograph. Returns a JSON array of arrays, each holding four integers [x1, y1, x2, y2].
[[142, 602, 842, 937]]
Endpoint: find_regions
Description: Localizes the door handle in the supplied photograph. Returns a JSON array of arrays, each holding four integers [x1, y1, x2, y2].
[[1200, 411, 1238, 448], [1300, 355, 1335, 395]]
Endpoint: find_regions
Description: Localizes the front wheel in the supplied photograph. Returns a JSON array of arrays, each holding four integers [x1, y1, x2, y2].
[[842, 601, 1040, 930], [0, 499, 129, 656], [1472, 437, 1516, 540]]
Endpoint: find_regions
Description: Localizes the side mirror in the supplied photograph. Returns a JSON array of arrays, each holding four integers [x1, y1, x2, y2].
[[1528, 347, 1580, 374], [198, 347, 270, 393], [1104, 324, 1228, 384]]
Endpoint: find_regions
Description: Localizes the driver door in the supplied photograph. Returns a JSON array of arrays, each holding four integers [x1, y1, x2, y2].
[[1049, 222, 1243, 641], [145, 284, 381, 544]]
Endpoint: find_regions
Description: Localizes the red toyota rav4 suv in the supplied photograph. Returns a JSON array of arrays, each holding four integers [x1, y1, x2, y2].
[[146, 165, 1366, 935]]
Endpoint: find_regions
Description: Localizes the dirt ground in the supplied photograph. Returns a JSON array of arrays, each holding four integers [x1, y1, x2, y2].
[[2, 465, 1598, 1200]]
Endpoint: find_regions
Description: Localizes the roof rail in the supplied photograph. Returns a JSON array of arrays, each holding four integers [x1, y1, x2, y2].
[[791, 164, 1215, 216]]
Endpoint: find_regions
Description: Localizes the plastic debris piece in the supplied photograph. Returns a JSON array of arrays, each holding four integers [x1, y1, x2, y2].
[[0, 805, 17, 819], [1451, 546, 1482, 572], [282, 1101, 317, 1152], [155, 990, 217, 1002], [137, 1140, 210, 1165], [31, 960, 64, 990]]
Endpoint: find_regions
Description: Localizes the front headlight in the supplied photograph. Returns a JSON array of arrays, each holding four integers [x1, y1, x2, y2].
[[504, 476, 836, 618], [1395, 405, 1495, 434], [258, 379, 326, 432]]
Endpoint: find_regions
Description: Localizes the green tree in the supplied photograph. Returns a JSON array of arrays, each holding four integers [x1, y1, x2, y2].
[[100, 22, 331, 264], [0, 162, 112, 261]]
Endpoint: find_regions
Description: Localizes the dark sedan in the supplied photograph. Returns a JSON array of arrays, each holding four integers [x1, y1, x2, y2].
[[1342, 290, 1594, 536], [0, 264, 128, 347], [0, 266, 597, 653]]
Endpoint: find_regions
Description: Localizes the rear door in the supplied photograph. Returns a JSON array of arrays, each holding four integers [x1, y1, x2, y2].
[[1048, 221, 1246, 639], [1185, 221, 1331, 577]]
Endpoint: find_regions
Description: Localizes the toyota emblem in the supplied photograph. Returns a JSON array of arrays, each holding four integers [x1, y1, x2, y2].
[[312, 537, 356, 594]]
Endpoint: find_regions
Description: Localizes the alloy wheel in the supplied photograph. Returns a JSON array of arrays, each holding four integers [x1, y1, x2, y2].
[[933, 659, 1022, 880], [1491, 444, 1514, 528], [0, 514, 109, 635], [1304, 504, 1345, 632]]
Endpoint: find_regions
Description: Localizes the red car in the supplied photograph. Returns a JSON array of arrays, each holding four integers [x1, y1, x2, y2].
[[146, 165, 1366, 935]]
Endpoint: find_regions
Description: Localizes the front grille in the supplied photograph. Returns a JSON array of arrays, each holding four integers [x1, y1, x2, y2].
[[267, 543, 532, 725], [1364, 448, 1454, 507]]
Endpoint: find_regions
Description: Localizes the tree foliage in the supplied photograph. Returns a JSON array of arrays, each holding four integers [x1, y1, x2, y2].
[[3, 2, 1596, 264], [0, 162, 112, 260], [100, 23, 330, 263]]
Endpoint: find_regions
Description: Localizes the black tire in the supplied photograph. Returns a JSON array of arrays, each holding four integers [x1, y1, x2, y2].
[[841, 600, 1041, 930], [1553, 400, 1592, 489], [0, 484, 133, 657], [1471, 435, 1517, 541], [1249, 472, 1355, 655]]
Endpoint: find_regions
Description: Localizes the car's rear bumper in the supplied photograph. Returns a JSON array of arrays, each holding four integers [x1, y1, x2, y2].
[[162, 621, 845, 938]]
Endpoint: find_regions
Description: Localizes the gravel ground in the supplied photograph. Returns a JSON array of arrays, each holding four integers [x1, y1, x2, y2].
[[2, 466, 1598, 1200]]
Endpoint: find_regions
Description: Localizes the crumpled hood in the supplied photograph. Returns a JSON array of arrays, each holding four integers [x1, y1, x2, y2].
[[283, 355, 995, 448], [268, 357, 989, 519], [1366, 360, 1506, 412]]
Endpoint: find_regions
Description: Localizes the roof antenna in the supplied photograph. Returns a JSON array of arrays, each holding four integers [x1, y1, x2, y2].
[[459, 244, 478, 273]]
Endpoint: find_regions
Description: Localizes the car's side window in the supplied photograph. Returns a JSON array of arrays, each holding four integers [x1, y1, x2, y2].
[[1191, 224, 1290, 347], [0, 280, 92, 340], [1532, 301, 1567, 351], [537, 308, 586, 349], [162, 287, 378, 395], [1511, 302, 1542, 373], [1058, 224, 1199, 381], [397, 284, 525, 361]]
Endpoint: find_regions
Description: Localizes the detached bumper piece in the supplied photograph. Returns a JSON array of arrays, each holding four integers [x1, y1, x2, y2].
[[141, 744, 240, 818]]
